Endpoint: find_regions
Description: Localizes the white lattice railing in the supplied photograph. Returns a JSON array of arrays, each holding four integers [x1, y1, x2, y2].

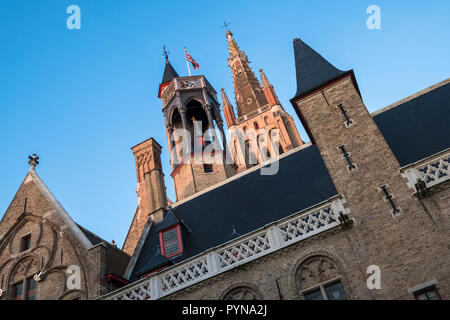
[[402, 149, 450, 190], [101, 196, 349, 300]]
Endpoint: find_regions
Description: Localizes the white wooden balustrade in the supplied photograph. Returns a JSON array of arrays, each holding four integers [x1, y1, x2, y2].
[[100, 195, 349, 300]]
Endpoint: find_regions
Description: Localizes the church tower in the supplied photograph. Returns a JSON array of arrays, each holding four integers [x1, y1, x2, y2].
[[158, 53, 236, 201], [223, 30, 303, 172]]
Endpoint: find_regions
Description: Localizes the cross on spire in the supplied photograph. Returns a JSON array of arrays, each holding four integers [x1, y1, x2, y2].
[[28, 153, 39, 170], [221, 21, 231, 31], [162, 45, 170, 62]]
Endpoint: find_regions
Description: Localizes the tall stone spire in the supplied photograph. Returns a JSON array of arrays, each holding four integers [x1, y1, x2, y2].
[[226, 30, 268, 117], [221, 88, 236, 128], [259, 69, 280, 107]]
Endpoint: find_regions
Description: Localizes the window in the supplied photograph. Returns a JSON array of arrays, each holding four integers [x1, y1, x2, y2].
[[159, 225, 182, 258], [414, 286, 441, 300], [27, 278, 36, 300], [203, 164, 213, 173], [303, 280, 347, 300], [253, 122, 259, 130], [13, 282, 23, 300], [13, 278, 36, 300], [21, 234, 31, 252]]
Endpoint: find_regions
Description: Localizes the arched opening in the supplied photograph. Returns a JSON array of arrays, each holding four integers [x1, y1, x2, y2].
[[295, 256, 348, 300], [185, 100, 211, 150]]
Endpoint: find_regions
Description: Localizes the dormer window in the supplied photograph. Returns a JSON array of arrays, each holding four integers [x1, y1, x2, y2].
[[159, 225, 183, 258]]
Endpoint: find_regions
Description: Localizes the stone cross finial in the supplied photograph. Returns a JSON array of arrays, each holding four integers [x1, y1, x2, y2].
[[28, 154, 39, 170]]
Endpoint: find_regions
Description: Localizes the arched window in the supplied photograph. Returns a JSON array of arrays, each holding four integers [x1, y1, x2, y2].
[[243, 126, 248, 136], [296, 256, 347, 300], [264, 116, 270, 125], [10, 256, 39, 300], [244, 140, 257, 166]]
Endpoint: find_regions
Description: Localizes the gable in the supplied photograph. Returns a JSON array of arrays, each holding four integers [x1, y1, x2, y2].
[[0, 170, 91, 249]]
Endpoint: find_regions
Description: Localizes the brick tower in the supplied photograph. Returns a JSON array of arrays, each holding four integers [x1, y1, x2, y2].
[[290, 38, 448, 299], [223, 30, 303, 172], [123, 138, 168, 255], [158, 55, 235, 201]]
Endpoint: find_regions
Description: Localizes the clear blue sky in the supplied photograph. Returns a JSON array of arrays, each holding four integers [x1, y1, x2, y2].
[[1, 0, 449, 247]]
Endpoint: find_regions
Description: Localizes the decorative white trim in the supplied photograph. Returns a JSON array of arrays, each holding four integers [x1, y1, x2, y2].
[[99, 195, 349, 300], [401, 149, 450, 191], [407, 279, 438, 294]]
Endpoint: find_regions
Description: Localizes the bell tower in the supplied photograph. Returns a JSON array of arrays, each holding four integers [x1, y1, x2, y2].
[[223, 30, 303, 172], [158, 54, 236, 201]]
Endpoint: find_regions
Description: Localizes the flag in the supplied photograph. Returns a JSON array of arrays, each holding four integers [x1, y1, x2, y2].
[[184, 47, 200, 70]]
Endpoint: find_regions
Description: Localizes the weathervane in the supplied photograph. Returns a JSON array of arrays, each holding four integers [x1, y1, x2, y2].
[[163, 45, 169, 61], [28, 153, 39, 170]]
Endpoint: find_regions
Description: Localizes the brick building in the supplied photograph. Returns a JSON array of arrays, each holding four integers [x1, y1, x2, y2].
[[102, 30, 450, 300], [2, 29, 449, 301], [0, 156, 130, 300]]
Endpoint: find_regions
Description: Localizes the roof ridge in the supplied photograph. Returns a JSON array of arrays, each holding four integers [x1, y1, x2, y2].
[[372, 78, 450, 116]]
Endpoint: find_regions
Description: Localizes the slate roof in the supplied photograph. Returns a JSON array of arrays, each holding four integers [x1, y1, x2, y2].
[[373, 81, 450, 166], [131, 145, 338, 278], [292, 38, 348, 98], [161, 59, 179, 84], [77, 224, 131, 276], [77, 224, 104, 246]]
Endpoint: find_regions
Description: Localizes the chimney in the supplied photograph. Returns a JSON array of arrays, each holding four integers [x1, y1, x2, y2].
[[122, 138, 168, 255]]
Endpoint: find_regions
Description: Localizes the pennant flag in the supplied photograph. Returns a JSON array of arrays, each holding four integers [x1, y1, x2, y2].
[[184, 47, 200, 70]]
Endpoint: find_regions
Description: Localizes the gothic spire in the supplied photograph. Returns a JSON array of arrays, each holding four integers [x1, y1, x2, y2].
[[259, 69, 280, 107], [259, 69, 271, 88], [221, 88, 232, 107], [226, 30, 268, 117], [221, 88, 236, 128]]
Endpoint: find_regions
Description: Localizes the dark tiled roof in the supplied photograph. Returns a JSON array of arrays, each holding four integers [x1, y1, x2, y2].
[[374, 82, 450, 166], [77, 224, 130, 276], [293, 38, 348, 98], [77, 224, 104, 246], [162, 60, 179, 84], [131, 145, 338, 278], [156, 209, 180, 232]]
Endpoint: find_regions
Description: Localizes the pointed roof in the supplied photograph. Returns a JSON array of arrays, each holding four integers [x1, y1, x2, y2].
[[259, 69, 271, 88], [293, 38, 348, 98], [161, 59, 179, 84], [156, 208, 180, 232], [221, 88, 232, 108], [1, 169, 93, 249]]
